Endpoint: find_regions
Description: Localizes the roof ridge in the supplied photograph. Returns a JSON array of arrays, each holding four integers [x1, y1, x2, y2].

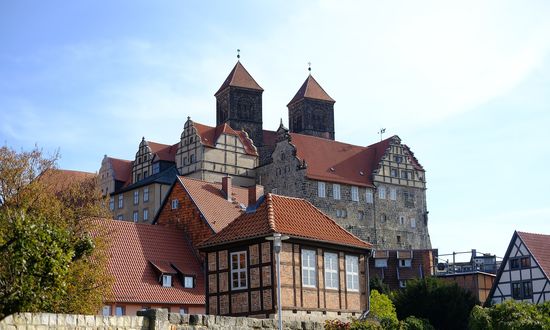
[[266, 193, 276, 232]]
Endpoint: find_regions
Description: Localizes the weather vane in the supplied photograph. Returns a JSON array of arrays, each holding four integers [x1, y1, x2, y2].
[[378, 128, 386, 141], [237, 49, 240, 60], [308, 61, 311, 73]]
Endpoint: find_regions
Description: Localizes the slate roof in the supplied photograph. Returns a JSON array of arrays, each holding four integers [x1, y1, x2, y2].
[[117, 166, 178, 193], [199, 193, 372, 250], [177, 176, 251, 233], [288, 74, 335, 106], [215, 61, 263, 96], [517, 231, 550, 278], [101, 219, 205, 305], [193, 122, 257, 156]]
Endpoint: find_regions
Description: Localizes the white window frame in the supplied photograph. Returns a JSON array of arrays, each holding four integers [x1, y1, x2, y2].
[[399, 280, 407, 288], [318, 181, 326, 198], [378, 187, 386, 199], [118, 195, 123, 208], [351, 186, 359, 202], [366, 190, 373, 204], [143, 209, 149, 221], [346, 255, 359, 292], [162, 274, 172, 287], [230, 251, 248, 290], [324, 253, 339, 290], [171, 199, 179, 209], [375, 259, 388, 268], [133, 190, 139, 205], [302, 249, 317, 288], [399, 259, 412, 268], [333, 184, 341, 200], [133, 211, 139, 223], [410, 218, 416, 228], [390, 188, 397, 201], [184, 276, 194, 288], [143, 187, 149, 202]]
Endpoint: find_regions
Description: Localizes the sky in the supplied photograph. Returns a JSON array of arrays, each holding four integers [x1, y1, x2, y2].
[[1, 0, 549, 261]]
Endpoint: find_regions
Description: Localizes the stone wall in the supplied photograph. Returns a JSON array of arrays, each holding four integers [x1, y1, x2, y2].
[[0, 309, 327, 330]]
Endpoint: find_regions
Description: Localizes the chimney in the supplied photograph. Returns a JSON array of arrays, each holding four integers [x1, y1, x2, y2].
[[248, 185, 264, 206], [222, 176, 232, 201]]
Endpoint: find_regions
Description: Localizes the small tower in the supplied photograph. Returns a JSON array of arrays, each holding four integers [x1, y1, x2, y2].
[[287, 72, 335, 140], [215, 61, 264, 148]]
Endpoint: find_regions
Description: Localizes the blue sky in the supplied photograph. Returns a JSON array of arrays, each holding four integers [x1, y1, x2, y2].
[[1, 0, 549, 260]]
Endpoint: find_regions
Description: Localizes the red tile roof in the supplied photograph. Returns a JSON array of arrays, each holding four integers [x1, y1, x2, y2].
[[192, 122, 257, 156], [39, 169, 96, 191], [289, 133, 394, 187], [108, 157, 133, 184], [518, 231, 550, 278], [178, 176, 251, 233], [148, 141, 178, 162], [288, 75, 335, 106], [215, 61, 263, 96], [100, 219, 204, 305], [199, 194, 372, 250]]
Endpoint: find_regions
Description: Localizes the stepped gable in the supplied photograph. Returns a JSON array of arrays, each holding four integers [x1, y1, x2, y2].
[[517, 231, 550, 277], [192, 122, 258, 156], [214, 61, 263, 96], [199, 193, 372, 249], [100, 219, 205, 305], [177, 176, 250, 233], [288, 133, 395, 187], [288, 74, 335, 106]]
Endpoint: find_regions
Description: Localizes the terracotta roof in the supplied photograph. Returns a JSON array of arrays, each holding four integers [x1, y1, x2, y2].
[[288, 75, 335, 106], [289, 133, 394, 187], [192, 122, 257, 156], [100, 219, 204, 305], [517, 231, 550, 278], [199, 194, 372, 250], [178, 176, 251, 233], [108, 157, 133, 184], [39, 169, 96, 193], [148, 141, 178, 162], [215, 61, 263, 96]]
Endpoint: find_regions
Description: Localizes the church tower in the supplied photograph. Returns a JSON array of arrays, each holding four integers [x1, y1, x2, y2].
[[287, 74, 335, 140], [215, 61, 264, 148]]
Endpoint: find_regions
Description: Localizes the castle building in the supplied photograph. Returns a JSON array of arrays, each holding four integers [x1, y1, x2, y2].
[[99, 60, 432, 250]]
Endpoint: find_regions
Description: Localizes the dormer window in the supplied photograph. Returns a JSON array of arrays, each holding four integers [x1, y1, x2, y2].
[[184, 276, 194, 288], [399, 259, 412, 268], [162, 274, 172, 287], [375, 259, 388, 268], [152, 162, 160, 174]]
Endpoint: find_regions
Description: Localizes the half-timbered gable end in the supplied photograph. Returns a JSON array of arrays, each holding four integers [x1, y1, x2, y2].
[[488, 231, 550, 305]]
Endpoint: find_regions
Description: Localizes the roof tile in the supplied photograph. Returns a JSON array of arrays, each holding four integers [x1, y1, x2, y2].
[[215, 62, 263, 96], [517, 231, 550, 278], [288, 75, 335, 106]]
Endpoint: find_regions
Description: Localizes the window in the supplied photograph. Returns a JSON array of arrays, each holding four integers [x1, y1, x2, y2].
[[115, 306, 125, 316], [137, 173, 142, 181], [301, 249, 316, 287], [394, 155, 403, 163], [346, 255, 359, 292], [133, 211, 139, 223], [118, 195, 123, 208], [380, 214, 387, 223], [351, 186, 359, 201], [133, 191, 139, 205], [512, 282, 522, 299], [171, 199, 179, 209], [230, 251, 247, 290], [179, 308, 187, 315], [410, 218, 416, 228], [190, 154, 195, 163], [117, 214, 123, 220], [102, 305, 111, 316], [336, 209, 347, 218], [318, 182, 326, 198], [522, 281, 533, 298], [162, 275, 172, 287], [399, 259, 412, 268], [143, 209, 149, 221], [152, 162, 160, 174], [378, 187, 386, 199], [184, 276, 194, 288], [390, 168, 398, 177], [143, 170, 148, 178], [138, 156, 142, 163], [520, 257, 531, 268], [324, 253, 339, 289], [358, 211, 364, 220], [143, 187, 149, 202], [399, 280, 407, 288], [390, 188, 397, 200], [510, 258, 519, 269], [109, 197, 114, 211], [366, 190, 373, 203], [397, 235, 402, 243], [510, 257, 531, 270], [333, 184, 341, 200], [375, 259, 388, 268], [401, 171, 409, 179], [399, 216, 405, 225], [403, 191, 415, 208]]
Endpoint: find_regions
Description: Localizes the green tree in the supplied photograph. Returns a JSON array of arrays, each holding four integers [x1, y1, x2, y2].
[[469, 300, 550, 330], [370, 289, 398, 327], [0, 146, 112, 318], [370, 276, 390, 295], [392, 277, 477, 330]]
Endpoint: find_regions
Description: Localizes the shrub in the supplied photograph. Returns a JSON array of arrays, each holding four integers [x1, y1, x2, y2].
[[401, 316, 435, 330], [469, 300, 550, 330]]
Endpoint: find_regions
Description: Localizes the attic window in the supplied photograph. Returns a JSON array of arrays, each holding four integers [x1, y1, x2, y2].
[[184, 276, 194, 288], [162, 275, 172, 287]]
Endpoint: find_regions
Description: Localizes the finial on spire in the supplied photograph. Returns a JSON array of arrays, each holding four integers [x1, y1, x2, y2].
[[308, 61, 311, 73], [280, 118, 283, 126], [187, 116, 190, 121], [237, 49, 240, 60]]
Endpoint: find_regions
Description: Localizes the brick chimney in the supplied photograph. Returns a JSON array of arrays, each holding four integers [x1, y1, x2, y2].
[[248, 184, 264, 206], [222, 176, 232, 201]]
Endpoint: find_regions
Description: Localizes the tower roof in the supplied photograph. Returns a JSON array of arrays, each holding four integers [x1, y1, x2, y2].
[[215, 61, 263, 96], [287, 74, 335, 106]]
